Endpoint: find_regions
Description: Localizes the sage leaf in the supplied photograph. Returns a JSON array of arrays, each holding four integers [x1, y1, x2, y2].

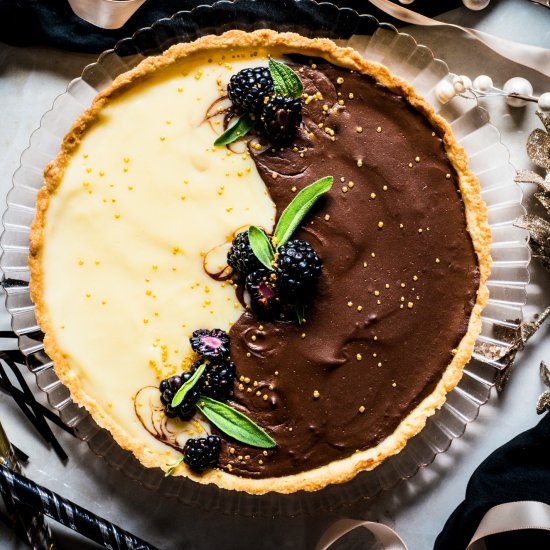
[[214, 113, 256, 146], [165, 456, 184, 477], [171, 363, 206, 408], [269, 58, 304, 99], [197, 396, 276, 448], [273, 176, 333, 248], [248, 225, 275, 270]]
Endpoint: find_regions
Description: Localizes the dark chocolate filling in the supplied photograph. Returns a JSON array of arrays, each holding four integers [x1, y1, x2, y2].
[[219, 60, 480, 478]]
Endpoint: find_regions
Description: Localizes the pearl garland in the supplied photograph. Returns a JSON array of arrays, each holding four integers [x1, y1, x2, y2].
[[436, 72, 547, 113]]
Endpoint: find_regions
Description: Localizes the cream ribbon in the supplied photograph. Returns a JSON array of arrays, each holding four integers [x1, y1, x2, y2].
[[66, 0, 147, 30], [316, 501, 550, 549], [368, 0, 550, 78]]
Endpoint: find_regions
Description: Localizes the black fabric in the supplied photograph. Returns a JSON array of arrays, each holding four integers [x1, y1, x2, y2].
[[435, 414, 550, 550], [0, 0, 464, 53]]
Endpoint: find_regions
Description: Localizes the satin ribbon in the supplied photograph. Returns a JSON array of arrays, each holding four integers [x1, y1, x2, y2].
[[316, 501, 550, 549], [368, 0, 550, 78], [66, 0, 147, 30]]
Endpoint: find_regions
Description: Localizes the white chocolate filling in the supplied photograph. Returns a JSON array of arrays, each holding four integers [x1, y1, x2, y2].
[[41, 53, 275, 456]]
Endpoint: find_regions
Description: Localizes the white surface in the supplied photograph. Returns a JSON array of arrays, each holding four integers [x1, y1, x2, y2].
[[1, 1, 550, 549]]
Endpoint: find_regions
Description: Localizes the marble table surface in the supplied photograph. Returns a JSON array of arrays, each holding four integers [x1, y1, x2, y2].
[[1, 1, 549, 548]]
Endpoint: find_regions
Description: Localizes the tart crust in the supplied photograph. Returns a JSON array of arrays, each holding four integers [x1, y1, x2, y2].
[[29, 30, 491, 494]]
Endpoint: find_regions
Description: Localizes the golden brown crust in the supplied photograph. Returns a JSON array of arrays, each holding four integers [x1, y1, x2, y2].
[[29, 29, 491, 494]]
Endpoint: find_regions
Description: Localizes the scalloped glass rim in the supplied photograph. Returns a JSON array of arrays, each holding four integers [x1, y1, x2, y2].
[[0, 0, 530, 516]]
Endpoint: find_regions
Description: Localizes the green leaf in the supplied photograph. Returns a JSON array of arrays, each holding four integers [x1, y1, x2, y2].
[[197, 396, 276, 448], [165, 456, 184, 477], [269, 58, 304, 100], [171, 363, 206, 408], [295, 303, 306, 325], [273, 176, 333, 248], [248, 225, 275, 270], [214, 113, 256, 146]]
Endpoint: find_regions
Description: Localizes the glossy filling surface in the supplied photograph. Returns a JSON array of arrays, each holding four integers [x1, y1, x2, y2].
[[222, 60, 479, 477]]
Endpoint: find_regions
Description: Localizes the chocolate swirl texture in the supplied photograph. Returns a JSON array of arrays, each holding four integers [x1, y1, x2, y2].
[[217, 60, 480, 478]]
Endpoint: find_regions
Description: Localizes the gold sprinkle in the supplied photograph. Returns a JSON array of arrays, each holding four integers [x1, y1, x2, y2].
[[357, 305, 363, 311], [338, 99, 344, 106], [256, 390, 261, 397], [357, 160, 363, 167], [342, 186, 348, 193], [378, 362, 382, 367], [363, 262, 368, 268], [418, 228, 423, 233], [376, 126, 382, 133], [348, 93, 354, 99], [409, 162, 413, 168], [251, 335, 257, 342], [355, 126, 363, 133], [301, 333, 306, 339], [324, 214, 331, 221], [356, 354, 362, 361], [370, 192, 376, 199], [408, 302, 414, 309], [436, 258, 441, 263], [392, 382, 397, 388], [446, 173, 451, 179], [291, 186, 297, 193], [413, 275, 418, 281], [378, 221, 384, 229], [262, 394, 268, 401], [347, 301, 353, 307], [400, 283, 406, 288], [374, 290, 380, 296], [258, 459, 264, 465], [313, 390, 320, 399], [348, 181, 354, 188], [336, 77, 344, 84], [359, 406, 365, 413], [271, 173, 278, 179], [415, 156, 420, 163]]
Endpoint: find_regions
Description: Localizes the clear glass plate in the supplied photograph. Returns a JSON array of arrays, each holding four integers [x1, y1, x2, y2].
[[0, 0, 529, 516]]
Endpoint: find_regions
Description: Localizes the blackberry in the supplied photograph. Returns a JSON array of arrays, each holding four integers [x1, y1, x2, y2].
[[183, 435, 221, 473], [159, 372, 205, 420], [227, 67, 274, 113], [191, 359, 236, 399], [227, 230, 264, 276], [260, 95, 302, 145], [245, 268, 282, 318], [190, 328, 230, 360], [276, 239, 322, 300]]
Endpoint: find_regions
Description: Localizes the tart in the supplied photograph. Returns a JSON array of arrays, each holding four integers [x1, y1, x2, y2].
[[29, 30, 490, 494]]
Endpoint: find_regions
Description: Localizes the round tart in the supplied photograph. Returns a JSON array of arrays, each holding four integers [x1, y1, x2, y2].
[[29, 30, 491, 494]]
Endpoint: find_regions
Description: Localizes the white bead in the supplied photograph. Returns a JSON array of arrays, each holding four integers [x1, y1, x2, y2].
[[473, 75, 493, 93], [503, 77, 533, 107], [459, 75, 472, 90], [538, 93, 550, 112], [398, 0, 415, 4], [462, 0, 491, 10], [436, 80, 456, 103]]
